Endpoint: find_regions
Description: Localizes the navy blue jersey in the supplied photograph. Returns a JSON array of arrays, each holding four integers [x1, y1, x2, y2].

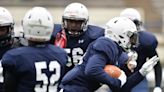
[[60, 37, 137, 92], [0, 37, 23, 92], [50, 24, 104, 68], [1, 44, 68, 92], [0, 46, 11, 92], [0, 47, 11, 59]]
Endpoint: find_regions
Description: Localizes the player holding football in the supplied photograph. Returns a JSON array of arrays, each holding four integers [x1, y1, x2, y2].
[[59, 17, 159, 92], [120, 8, 162, 92], [1, 7, 68, 92], [50, 2, 104, 71]]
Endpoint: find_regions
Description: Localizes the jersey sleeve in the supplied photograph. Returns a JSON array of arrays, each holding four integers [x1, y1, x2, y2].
[[139, 31, 158, 57], [1, 52, 17, 72], [1, 50, 19, 92], [85, 54, 122, 89], [87, 25, 105, 39], [154, 61, 162, 87], [118, 52, 129, 68], [92, 37, 119, 65], [120, 71, 144, 92]]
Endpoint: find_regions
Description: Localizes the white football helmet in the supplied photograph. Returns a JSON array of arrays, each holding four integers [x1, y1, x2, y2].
[[22, 7, 54, 42], [62, 2, 89, 32], [120, 8, 142, 30], [0, 7, 14, 26], [120, 8, 141, 21], [105, 17, 138, 50], [0, 7, 14, 47]]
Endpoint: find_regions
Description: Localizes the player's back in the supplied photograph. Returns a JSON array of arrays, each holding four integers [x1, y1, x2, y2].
[[2, 44, 68, 92]]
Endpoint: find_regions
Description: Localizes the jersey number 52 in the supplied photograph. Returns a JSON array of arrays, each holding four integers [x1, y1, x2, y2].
[[35, 61, 61, 92]]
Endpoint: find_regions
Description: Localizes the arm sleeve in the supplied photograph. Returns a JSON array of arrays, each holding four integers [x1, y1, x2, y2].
[[145, 36, 162, 87], [154, 58, 162, 87], [148, 50, 162, 87], [1, 52, 18, 92], [84, 54, 121, 89], [120, 71, 144, 92]]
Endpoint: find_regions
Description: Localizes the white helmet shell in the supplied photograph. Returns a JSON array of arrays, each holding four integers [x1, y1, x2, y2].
[[0, 7, 14, 47], [0, 7, 14, 26], [63, 2, 89, 20], [22, 7, 54, 42], [105, 17, 137, 49], [120, 8, 141, 21], [62, 3, 89, 31]]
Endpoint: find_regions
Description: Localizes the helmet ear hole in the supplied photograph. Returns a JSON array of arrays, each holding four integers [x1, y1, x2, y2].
[[120, 8, 141, 22], [119, 35, 124, 39]]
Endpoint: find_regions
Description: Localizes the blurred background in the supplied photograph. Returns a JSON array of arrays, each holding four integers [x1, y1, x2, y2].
[[0, 0, 163, 91]]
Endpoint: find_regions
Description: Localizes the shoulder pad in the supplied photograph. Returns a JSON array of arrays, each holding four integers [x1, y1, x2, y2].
[[52, 24, 62, 37], [92, 37, 119, 64], [87, 25, 104, 39], [139, 31, 158, 50]]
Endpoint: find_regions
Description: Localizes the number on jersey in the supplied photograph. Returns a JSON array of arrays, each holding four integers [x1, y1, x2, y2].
[[65, 48, 84, 66], [35, 61, 61, 92]]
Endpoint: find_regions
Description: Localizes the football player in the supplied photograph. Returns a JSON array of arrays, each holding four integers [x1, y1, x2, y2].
[[59, 17, 159, 92], [1, 7, 68, 92], [120, 8, 162, 92], [0, 7, 15, 92], [50, 2, 104, 71]]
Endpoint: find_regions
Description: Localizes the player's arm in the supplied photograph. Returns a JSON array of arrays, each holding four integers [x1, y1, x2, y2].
[[149, 51, 162, 90], [146, 37, 162, 91], [1, 52, 18, 92], [120, 55, 160, 92], [152, 52, 162, 92], [84, 54, 122, 89], [120, 71, 144, 92]]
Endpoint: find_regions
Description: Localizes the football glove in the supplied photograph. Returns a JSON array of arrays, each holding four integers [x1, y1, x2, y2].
[[139, 55, 159, 76]]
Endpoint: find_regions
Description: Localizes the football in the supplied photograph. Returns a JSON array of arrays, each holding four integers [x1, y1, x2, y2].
[[104, 65, 121, 78]]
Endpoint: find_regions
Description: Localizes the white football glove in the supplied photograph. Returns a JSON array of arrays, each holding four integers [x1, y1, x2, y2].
[[127, 51, 138, 72], [118, 70, 127, 87], [139, 55, 159, 76], [153, 87, 162, 92]]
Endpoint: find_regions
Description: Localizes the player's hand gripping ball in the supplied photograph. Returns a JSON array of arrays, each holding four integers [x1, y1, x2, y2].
[[104, 65, 121, 78]]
